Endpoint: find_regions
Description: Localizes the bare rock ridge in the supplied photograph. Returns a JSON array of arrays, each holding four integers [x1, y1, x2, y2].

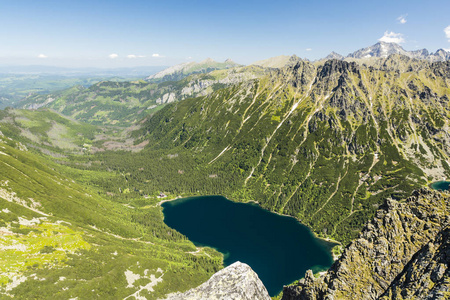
[[162, 261, 270, 300], [282, 188, 450, 300]]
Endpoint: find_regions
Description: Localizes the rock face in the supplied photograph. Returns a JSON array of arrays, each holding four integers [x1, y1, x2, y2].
[[162, 262, 270, 300], [282, 189, 450, 300]]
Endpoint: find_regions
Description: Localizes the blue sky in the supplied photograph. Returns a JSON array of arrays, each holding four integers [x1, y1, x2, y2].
[[0, 0, 449, 67]]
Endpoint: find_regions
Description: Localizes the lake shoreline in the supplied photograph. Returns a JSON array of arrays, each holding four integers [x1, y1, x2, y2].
[[226, 196, 342, 253], [429, 180, 450, 192], [156, 193, 341, 261], [161, 194, 335, 297], [161, 194, 342, 259]]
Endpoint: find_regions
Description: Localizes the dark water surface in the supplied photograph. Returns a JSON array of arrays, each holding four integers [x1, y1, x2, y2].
[[162, 195, 334, 296], [430, 181, 450, 191]]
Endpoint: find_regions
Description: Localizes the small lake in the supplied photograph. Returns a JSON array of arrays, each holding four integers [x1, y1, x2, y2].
[[430, 181, 450, 191], [162, 195, 334, 296]]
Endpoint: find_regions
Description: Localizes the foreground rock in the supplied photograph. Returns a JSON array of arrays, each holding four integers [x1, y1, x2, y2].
[[162, 261, 270, 300], [282, 188, 450, 299]]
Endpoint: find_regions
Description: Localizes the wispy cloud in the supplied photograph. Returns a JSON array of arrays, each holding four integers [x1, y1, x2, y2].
[[445, 25, 450, 42], [37, 54, 48, 58], [397, 14, 407, 24], [305, 48, 312, 51], [152, 53, 163, 57], [109, 53, 119, 59], [379, 31, 405, 44], [127, 54, 146, 59]]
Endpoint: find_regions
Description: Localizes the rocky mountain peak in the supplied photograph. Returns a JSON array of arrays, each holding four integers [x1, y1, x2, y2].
[[348, 41, 407, 59], [325, 51, 344, 60], [431, 49, 450, 61], [343, 42, 448, 61]]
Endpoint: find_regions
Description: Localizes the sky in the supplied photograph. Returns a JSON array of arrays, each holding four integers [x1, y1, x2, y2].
[[0, 0, 449, 68]]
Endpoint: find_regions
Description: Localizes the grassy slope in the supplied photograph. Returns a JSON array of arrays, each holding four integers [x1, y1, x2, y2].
[[0, 110, 222, 299], [0, 74, 138, 109]]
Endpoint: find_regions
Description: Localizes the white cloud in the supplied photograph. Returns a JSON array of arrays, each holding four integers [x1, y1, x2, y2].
[[397, 15, 407, 24], [445, 25, 450, 41], [305, 48, 312, 51], [37, 54, 48, 58], [378, 31, 405, 44], [127, 54, 146, 58], [152, 53, 161, 57], [109, 53, 119, 59]]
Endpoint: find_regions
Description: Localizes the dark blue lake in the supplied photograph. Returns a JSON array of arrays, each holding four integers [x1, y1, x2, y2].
[[162, 195, 334, 296], [430, 181, 450, 191]]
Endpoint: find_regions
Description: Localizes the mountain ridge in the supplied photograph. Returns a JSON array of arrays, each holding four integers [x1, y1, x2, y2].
[[124, 58, 450, 245], [346, 41, 450, 61], [146, 58, 241, 83]]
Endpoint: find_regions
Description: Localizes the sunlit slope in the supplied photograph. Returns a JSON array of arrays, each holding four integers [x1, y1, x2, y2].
[[0, 113, 222, 299], [18, 66, 267, 126], [132, 56, 450, 243]]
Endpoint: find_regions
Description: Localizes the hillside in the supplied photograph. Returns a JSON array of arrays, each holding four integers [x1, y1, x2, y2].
[[18, 66, 266, 126], [282, 188, 449, 299], [0, 109, 223, 298], [110, 55, 450, 245], [0, 74, 137, 110]]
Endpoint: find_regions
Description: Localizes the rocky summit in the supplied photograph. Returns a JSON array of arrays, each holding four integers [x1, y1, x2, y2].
[[282, 188, 450, 300], [162, 262, 270, 300], [347, 41, 450, 61]]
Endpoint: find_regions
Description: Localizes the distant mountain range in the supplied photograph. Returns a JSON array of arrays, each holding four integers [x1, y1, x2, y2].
[[0, 65, 167, 77], [329, 41, 450, 61]]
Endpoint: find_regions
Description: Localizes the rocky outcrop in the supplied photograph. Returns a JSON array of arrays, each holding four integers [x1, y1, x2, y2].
[[282, 189, 449, 300], [379, 227, 450, 299], [162, 262, 270, 300]]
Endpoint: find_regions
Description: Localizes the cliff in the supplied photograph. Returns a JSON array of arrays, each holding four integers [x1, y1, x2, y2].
[[282, 188, 449, 299]]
